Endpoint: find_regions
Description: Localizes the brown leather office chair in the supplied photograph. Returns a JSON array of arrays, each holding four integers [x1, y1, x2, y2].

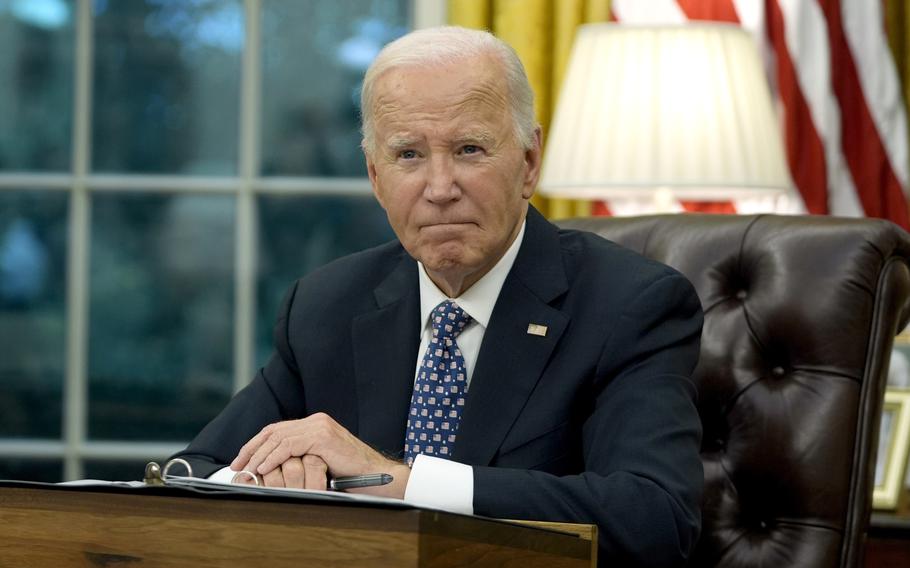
[[558, 214, 910, 567]]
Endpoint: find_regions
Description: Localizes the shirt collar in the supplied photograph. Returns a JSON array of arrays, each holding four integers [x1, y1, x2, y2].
[[417, 219, 526, 333]]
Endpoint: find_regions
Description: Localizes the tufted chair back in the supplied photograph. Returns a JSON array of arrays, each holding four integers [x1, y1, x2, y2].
[[557, 214, 910, 567]]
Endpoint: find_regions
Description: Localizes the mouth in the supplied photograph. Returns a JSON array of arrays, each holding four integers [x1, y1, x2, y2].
[[421, 219, 475, 227]]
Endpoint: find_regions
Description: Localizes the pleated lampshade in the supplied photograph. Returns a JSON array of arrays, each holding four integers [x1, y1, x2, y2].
[[539, 23, 791, 203]]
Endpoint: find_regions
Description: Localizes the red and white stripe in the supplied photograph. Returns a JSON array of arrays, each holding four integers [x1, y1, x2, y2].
[[605, 0, 909, 228]]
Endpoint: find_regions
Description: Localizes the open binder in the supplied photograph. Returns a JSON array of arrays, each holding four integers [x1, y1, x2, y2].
[[129, 457, 412, 508]]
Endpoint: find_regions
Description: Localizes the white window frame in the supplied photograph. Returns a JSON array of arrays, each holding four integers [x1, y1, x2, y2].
[[0, 0, 445, 480]]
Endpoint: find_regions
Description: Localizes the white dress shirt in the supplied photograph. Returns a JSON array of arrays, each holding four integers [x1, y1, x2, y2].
[[212, 220, 527, 515]]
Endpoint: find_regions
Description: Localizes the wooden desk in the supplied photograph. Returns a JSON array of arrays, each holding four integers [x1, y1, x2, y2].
[[0, 483, 594, 567], [865, 513, 910, 567]]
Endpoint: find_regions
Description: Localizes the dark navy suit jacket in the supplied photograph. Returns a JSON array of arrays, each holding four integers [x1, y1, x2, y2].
[[174, 206, 704, 566]]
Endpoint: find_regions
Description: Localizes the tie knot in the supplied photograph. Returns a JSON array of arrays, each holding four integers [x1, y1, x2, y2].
[[431, 300, 471, 339]]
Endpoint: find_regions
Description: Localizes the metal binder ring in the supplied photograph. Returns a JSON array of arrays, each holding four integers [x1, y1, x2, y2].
[[231, 470, 260, 486], [162, 458, 193, 479]]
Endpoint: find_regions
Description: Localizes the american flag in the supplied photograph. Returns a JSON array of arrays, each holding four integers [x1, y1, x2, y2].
[[605, 0, 910, 229]]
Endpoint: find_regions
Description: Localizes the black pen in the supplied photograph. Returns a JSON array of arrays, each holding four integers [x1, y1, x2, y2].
[[329, 473, 393, 491]]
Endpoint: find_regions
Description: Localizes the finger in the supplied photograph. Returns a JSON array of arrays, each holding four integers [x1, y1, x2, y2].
[[262, 467, 285, 488], [245, 419, 314, 474], [302, 455, 328, 491], [281, 457, 305, 489], [231, 424, 277, 470], [257, 434, 313, 475], [247, 434, 290, 476]]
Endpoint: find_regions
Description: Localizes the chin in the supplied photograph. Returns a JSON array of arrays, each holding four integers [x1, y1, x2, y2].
[[422, 254, 467, 274]]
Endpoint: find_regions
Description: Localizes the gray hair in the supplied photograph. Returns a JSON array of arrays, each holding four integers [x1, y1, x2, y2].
[[360, 26, 536, 155]]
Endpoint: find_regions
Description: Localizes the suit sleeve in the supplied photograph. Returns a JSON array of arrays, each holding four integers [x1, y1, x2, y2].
[[472, 272, 704, 567], [169, 281, 308, 478]]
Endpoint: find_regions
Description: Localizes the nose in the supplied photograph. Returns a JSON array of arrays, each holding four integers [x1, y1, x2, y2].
[[423, 154, 460, 203]]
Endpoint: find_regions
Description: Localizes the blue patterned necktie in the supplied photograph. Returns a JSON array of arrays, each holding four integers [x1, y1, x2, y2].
[[404, 300, 472, 466]]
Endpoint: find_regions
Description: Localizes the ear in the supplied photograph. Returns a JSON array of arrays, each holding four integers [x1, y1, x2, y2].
[[521, 126, 543, 200]]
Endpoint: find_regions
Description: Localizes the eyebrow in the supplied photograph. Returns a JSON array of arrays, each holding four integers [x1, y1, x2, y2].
[[387, 136, 420, 151], [453, 131, 496, 146], [383, 130, 497, 152]]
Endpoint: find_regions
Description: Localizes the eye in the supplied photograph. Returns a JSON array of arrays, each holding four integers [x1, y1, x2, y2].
[[461, 145, 481, 155], [399, 149, 418, 160]]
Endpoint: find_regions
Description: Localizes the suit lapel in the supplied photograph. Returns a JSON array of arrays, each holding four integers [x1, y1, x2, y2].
[[455, 208, 570, 466], [352, 252, 420, 458]]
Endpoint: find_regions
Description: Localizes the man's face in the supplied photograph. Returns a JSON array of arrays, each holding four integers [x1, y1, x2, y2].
[[365, 55, 541, 295]]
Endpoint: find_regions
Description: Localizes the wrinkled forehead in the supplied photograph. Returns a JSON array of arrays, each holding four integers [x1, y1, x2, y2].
[[371, 57, 510, 128]]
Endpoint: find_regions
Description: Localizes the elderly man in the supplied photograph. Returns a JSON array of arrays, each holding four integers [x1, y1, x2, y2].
[[174, 26, 704, 566]]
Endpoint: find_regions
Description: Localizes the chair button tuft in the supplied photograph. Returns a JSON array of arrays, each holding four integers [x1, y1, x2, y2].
[[771, 366, 785, 377], [735, 290, 748, 300]]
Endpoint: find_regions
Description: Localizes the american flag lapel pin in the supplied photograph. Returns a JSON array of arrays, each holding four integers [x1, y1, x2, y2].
[[527, 323, 548, 337]]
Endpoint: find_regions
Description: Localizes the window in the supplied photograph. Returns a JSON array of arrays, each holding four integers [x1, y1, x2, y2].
[[0, 0, 440, 482]]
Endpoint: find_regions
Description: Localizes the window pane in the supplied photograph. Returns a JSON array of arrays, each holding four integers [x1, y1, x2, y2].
[[256, 194, 393, 365], [0, 0, 75, 171], [260, 0, 409, 176], [0, 458, 62, 482], [0, 191, 67, 438], [92, 0, 243, 174], [89, 193, 235, 441]]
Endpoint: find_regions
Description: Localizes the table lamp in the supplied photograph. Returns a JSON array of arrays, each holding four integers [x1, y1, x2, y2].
[[539, 23, 792, 212]]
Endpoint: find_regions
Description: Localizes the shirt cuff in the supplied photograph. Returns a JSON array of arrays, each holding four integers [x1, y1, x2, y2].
[[403, 454, 474, 515], [208, 466, 237, 483]]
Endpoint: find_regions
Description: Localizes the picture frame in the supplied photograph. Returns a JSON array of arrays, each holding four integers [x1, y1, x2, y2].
[[873, 389, 910, 510]]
